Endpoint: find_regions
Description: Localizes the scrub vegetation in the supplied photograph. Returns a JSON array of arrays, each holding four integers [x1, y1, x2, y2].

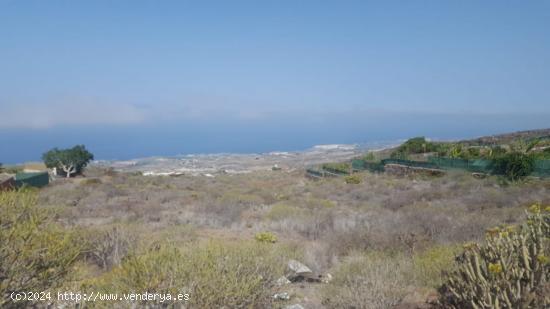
[[2, 132, 550, 308]]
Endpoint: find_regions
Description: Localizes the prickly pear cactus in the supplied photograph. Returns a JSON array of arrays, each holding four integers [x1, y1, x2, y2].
[[440, 205, 549, 308]]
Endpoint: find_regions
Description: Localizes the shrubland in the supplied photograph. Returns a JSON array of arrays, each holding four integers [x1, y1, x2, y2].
[[3, 160, 550, 308], [0, 190, 81, 308], [86, 241, 299, 308]]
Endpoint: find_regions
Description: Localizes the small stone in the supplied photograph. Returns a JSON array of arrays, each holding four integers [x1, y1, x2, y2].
[[284, 304, 305, 309], [321, 273, 333, 283], [276, 276, 291, 286], [273, 292, 291, 301]]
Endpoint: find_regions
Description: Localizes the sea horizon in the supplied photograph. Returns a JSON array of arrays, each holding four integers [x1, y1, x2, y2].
[[3, 122, 549, 165]]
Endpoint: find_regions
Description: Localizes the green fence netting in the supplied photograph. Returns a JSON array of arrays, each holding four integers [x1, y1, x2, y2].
[[533, 160, 550, 177], [15, 172, 49, 188], [428, 157, 493, 173], [381, 158, 439, 170], [352, 159, 385, 173], [321, 167, 350, 175], [311, 157, 550, 179]]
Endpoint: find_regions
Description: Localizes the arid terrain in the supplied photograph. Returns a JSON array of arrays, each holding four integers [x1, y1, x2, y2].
[[35, 158, 550, 308], [2, 131, 550, 308]]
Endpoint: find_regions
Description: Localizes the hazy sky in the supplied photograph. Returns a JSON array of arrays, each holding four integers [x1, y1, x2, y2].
[[1, 1, 549, 162]]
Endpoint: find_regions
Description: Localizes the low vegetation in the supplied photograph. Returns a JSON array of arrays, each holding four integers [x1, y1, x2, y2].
[[491, 152, 535, 181], [17, 163, 547, 307], [86, 241, 298, 308], [322, 252, 413, 308], [344, 174, 362, 184], [440, 206, 549, 308], [255, 231, 278, 243], [0, 190, 82, 308], [391, 136, 442, 159], [3, 132, 550, 308], [321, 162, 351, 174]]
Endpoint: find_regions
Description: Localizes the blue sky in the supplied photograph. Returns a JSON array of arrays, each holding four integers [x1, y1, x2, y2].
[[1, 1, 549, 163]]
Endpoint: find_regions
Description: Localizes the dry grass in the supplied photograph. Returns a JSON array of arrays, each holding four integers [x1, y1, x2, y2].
[[25, 166, 550, 307], [321, 251, 413, 308], [39, 167, 550, 255]]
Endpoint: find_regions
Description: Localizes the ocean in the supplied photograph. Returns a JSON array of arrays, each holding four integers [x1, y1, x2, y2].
[[1, 113, 548, 164]]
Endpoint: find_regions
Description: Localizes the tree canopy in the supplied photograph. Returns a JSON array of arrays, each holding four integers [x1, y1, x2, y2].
[[491, 152, 535, 181], [42, 145, 94, 178], [391, 137, 441, 159]]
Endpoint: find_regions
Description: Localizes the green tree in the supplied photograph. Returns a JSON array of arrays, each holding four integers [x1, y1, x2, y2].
[[391, 137, 441, 158], [363, 152, 376, 161], [488, 146, 507, 158], [491, 152, 535, 181], [42, 145, 94, 178]]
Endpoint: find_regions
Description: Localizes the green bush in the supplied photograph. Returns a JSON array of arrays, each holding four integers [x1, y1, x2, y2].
[[465, 147, 481, 159], [491, 152, 535, 181], [255, 231, 278, 243], [439, 205, 550, 308], [0, 190, 82, 307], [489, 146, 508, 158], [344, 174, 362, 184], [413, 245, 460, 288], [363, 152, 376, 161], [391, 137, 442, 159], [321, 162, 351, 174], [87, 241, 298, 308]]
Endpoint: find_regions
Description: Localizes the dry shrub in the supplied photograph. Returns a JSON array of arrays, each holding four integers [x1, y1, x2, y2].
[[86, 241, 300, 308], [83, 225, 137, 269], [0, 190, 82, 308], [265, 202, 305, 221], [288, 209, 335, 240], [191, 199, 249, 227], [325, 225, 371, 257], [81, 178, 102, 186], [302, 240, 335, 272], [322, 251, 413, 308]]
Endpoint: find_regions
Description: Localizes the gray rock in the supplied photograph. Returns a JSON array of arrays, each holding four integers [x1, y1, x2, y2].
[[288, 259, 312, 275]]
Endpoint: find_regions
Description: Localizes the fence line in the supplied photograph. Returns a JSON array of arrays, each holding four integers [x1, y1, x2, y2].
[[307, 157, 550, 179]]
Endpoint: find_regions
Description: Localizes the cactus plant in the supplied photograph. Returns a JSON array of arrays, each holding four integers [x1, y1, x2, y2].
[[440, 205, 549, 308]]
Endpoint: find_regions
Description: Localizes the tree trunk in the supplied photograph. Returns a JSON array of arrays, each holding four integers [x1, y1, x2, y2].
[[62, 165, 76, 178]]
